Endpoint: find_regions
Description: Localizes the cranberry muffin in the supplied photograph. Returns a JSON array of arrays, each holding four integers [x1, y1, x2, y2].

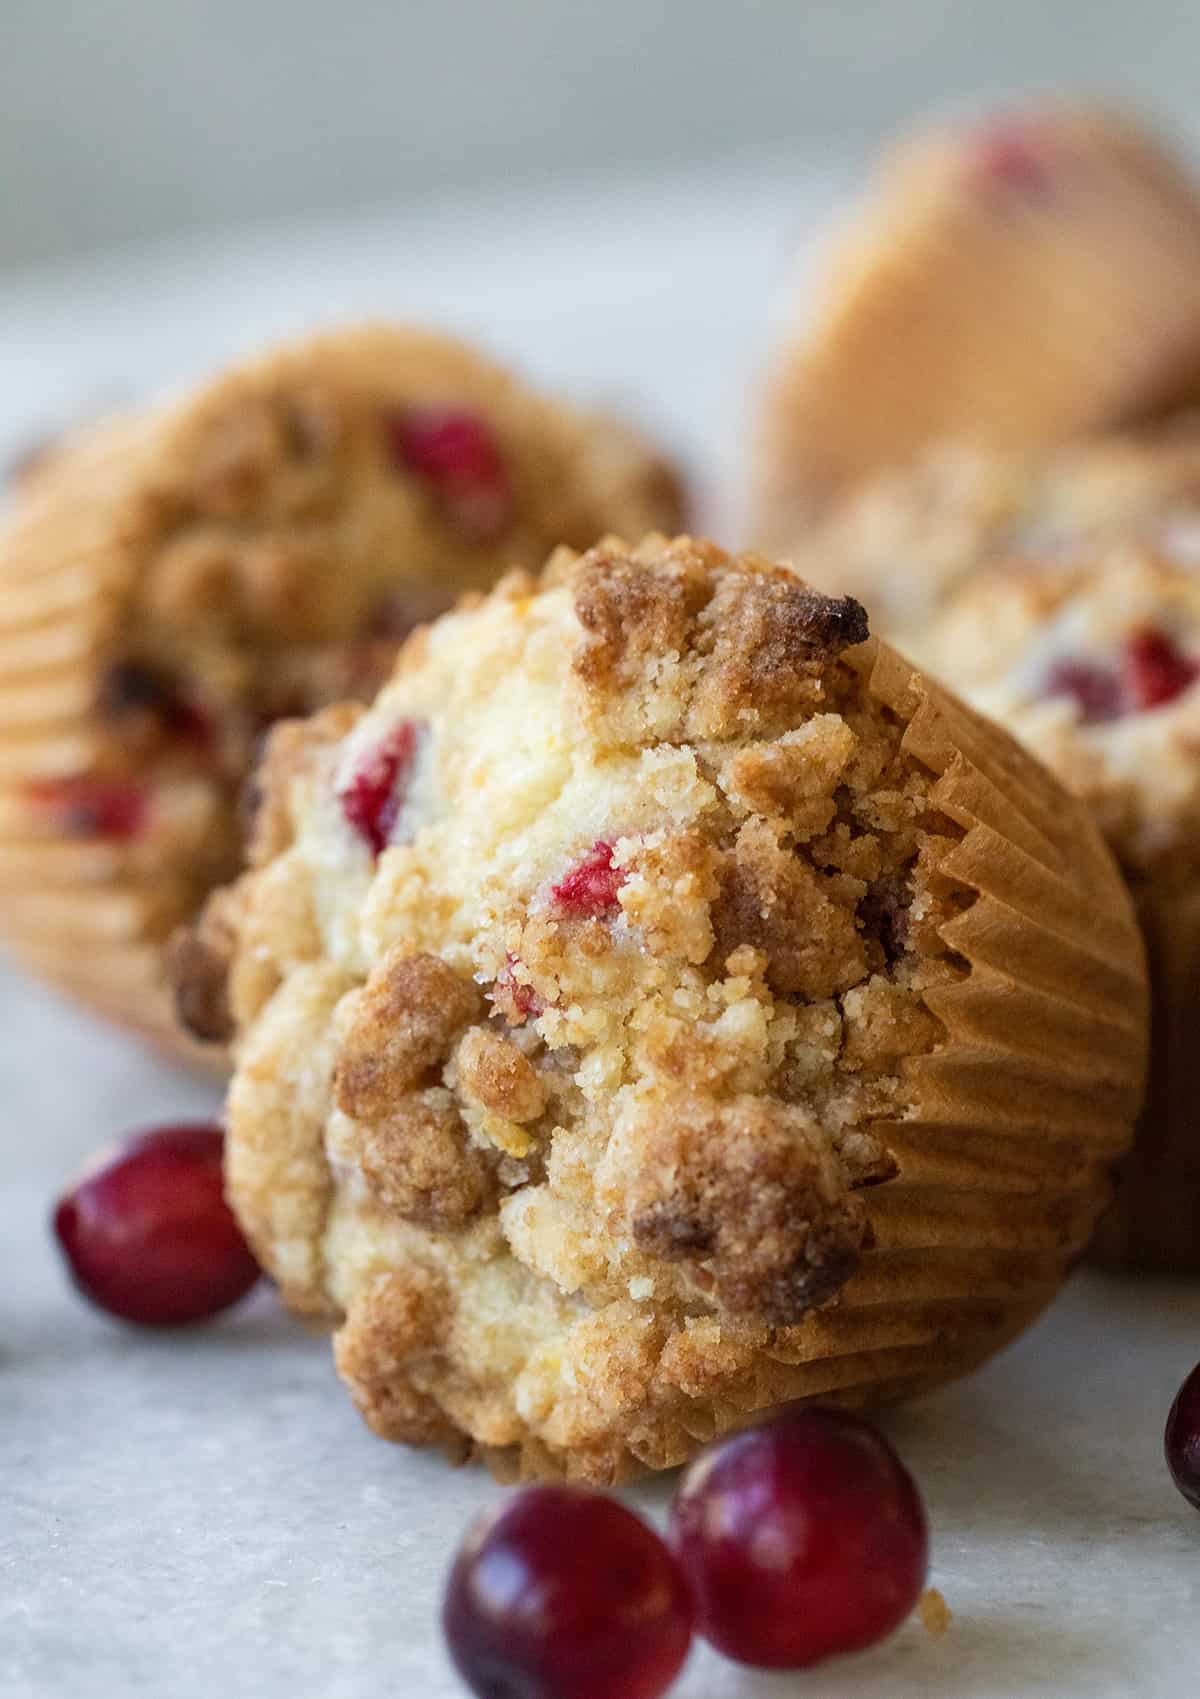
[[177, 536, 1145, 1479], [785, 423, 1200, 640], [923, 540, 1200, 1268], [754, 102, 1200, 546], [0, 325, 684, 1056]]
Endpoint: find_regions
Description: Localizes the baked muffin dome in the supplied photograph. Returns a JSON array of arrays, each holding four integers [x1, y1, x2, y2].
[[922, 539, 1200, 1268], [178, 535, 1146, 1479], [753, 102, 1200, 548], [0, 325, 684, 1055]]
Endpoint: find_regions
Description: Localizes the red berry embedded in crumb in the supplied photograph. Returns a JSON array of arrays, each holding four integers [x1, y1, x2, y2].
[[968, 119, 1053, 195], [550, 841, 626, 918], [443, 1486, 693, 1699], [493, 954, 544, 1025], [27, 775, 149, 839], [1123, 628, 1199, 713], [1165, 1362, 1200, 1511], [1041, 657, 1123, 726], [670, 1407, 929, 1670], [338, 720, 420, 856], [52, 1123, 260, 1327], [383, 405, 514, 541]]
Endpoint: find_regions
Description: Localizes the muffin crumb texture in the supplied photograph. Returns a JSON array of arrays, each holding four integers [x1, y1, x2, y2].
[[186, 535, 1146, 1478]]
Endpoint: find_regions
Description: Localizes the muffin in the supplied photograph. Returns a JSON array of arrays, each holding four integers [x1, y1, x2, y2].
[[922, 539, 1200, 1269], [754, 102, 1200, 547], [176, 535, 1146, 1480], [786, 422, 1200, 639], [0, 325, 684, 1057]]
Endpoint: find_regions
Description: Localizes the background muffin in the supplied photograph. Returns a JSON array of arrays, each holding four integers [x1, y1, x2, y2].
[[0, 324, 684, 1058], [923, 537, 1200, 1269], [784, 422, 1200, 639], [753, 102, 1200, 553], [178, 535, 1146, 1480]]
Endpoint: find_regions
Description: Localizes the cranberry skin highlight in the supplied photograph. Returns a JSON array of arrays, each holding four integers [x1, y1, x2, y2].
[[670, 1407, 929, 1670], [1165, 1363, 1200, 1511], [53, 1123, 260, 1326], [443, 1485, 693, 1699]]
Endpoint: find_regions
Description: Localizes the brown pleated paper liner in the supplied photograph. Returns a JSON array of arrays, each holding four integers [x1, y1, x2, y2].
[[753, 103, 1200, 547], [0, 327, 687, 1066], [1092, 884, 1200, 1270], [495, 637, 1149, 1481], [0, 413, 218, 1063]]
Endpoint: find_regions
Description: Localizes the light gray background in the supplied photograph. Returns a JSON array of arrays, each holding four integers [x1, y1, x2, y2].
[[4, 0, 1200, 267]]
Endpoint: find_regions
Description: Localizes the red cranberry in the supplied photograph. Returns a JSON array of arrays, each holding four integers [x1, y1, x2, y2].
[[443, 1486, 693, 1699], [1041, 658, 1123, 725], [27, 775, 149, 838], [383, 406, 514, 541], [52, 1123, 260, 1326], [550, 841, 626, 918], [968, 119, 1052, 195], [1123, 628, 1199, 712], [1165, 1363, 1200, 1511], [670, 1407, 928, 1670], [338, 720, 420, 856]]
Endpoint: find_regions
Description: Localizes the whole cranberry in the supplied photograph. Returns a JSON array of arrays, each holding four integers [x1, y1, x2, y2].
[[53, 1123, 260, 1326], [1165, 1363, 1200, 1511], [443, 1485, 693, 1699], [670, 1407, 928, 1669]]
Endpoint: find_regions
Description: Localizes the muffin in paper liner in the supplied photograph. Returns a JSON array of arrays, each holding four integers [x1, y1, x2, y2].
[[921, 536, 1199, 1270], [0, 325, 685, 1061], [174, 535, 1146, 1480], [753, 101, 1200, 549]]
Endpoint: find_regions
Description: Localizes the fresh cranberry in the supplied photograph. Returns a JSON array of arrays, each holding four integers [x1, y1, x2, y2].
[[550, 841, 626, 918], [1041, 658, 1123, 725], [670, 1407, 929, 1670], [338, 720, 420, 856], [27, 775, 149, 838], [52, 1123, 260, 1326], [383, 406, 514, 541], [968, 119, 1052, 195], [443, 1486, 693, 1699], [1165, 1363, 1200, 1511], [1123, 628, 1199, 712]]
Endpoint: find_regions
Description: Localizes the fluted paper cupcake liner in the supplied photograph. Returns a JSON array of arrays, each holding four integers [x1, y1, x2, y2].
[[1092, 884, 1200, 1269]]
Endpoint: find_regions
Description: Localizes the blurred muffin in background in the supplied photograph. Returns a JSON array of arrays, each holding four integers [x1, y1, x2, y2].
[[754, 101, 1200, 553], [0, 324, 685, 1061], [784, 421, 1200, 640], [922, 534, 1200, 1269]]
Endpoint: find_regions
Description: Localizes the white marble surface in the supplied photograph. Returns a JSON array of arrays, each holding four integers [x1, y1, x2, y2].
[[2, 160, 1199, 1697]]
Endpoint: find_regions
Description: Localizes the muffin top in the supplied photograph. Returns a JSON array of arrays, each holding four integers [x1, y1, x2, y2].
[[923, 538, 1200, 887]]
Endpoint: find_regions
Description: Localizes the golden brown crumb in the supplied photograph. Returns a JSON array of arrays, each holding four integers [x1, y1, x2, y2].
[[919, 1587, 952, 1636]]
